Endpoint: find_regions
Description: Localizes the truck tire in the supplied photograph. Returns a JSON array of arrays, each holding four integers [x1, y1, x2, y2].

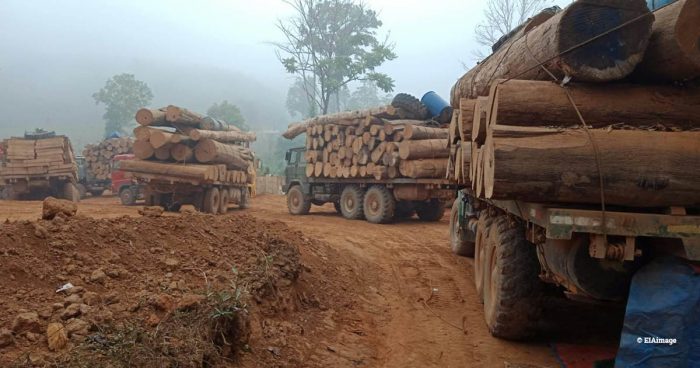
[[391, 93, 429, 120], [482, 213, 543, 340], [76, 184, 87, 199], [287, 185, 310, 215], [363, 185, 395, 224], [239, 187, 250, 209], [415, 199, 444, 222], [219, 189, 230, 214], [340, 185, 365, 220], [63, 182, 80, 203], [203, 187, 220, 214], [119, 187, 136, 206], [449, 199, 475, 257], [474, 211, 495, 299]]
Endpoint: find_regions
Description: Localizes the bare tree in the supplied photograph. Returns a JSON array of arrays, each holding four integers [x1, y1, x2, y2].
[[471, 0, 552, 61]]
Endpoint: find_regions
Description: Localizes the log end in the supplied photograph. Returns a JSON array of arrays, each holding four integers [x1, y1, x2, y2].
[[558, 0, 654, 81]]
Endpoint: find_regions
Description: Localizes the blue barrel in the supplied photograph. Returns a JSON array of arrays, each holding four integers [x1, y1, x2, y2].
[[421, 91, 449, 117], [421, 91, 453, 124]]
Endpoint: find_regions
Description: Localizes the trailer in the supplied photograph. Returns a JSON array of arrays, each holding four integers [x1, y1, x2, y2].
[[121, 163, 251, 214], [284, 147, 454, 223], [449, 189, 700, 339]]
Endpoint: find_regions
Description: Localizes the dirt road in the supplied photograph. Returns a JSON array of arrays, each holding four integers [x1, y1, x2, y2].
[[0, 195, 563, 367]]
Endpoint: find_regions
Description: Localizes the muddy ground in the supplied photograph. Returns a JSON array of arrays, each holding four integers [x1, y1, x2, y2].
[[0, 195, 621, 367]]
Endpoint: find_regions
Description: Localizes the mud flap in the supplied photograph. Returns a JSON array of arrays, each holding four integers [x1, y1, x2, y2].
[[615, 256, 700, 367]]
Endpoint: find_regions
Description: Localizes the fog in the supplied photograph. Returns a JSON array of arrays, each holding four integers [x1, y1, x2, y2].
[[0, 0, 568, 150]]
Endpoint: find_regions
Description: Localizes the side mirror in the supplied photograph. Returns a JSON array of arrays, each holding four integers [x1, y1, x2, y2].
[[285, 151, 292, 162]]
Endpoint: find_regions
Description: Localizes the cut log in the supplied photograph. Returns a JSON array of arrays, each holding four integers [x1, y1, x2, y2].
[[399, 159, 449, 179], [133, 139, 155, 160], [459, 98, 477, 141], [450, 0, 654, 105], [631, 0, 700, 82], [471, 97, 489, 144], [165, 105, 204, 125], [282, 105, 401, 139], [171, 143, 194, 162], [487, 79, 700, 128], [135, 108, 166, 126], [306, 163, 315, 177], [188, 129, 256, 143], [403, 125, 449, 140], [483, 127, 700, 207], [194, 139, 253, 170], [149, 129, 176, 149], [398, 139, 449, 160], [120, 160, 218, 181], [154, 143, 173, 161]]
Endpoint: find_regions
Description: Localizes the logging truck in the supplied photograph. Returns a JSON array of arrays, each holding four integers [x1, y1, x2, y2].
[[118, 160, 251, 214], [284, 147, 454, 224], [443, 0, 700, 346], [0, 133, 80, 202]]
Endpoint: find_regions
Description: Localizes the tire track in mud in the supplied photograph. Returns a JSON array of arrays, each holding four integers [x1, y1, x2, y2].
[[249, 195, 558, 368]]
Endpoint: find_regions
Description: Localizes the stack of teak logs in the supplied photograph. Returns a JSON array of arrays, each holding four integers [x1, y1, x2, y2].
[[125, 105, 256, 184], [0, 136, 77, 180], [449, 0, 700, 208], [283, 105, 450, 180], [82, 137, 133, 180]]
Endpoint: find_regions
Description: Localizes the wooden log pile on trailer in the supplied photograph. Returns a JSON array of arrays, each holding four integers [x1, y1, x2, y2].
[[81, 137, 133, 180], [0, 135, 78, 180], [282, 105, 450, 180], [448, 0, 700, 208], [125, 105, 256, 185]]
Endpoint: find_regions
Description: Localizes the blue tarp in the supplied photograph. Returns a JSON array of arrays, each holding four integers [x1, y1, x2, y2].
[[647, 0, 677, 10], [615, 256, 700, 367]]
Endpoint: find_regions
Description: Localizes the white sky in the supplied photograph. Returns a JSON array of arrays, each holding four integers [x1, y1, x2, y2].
[[1, 0, 569, 97]]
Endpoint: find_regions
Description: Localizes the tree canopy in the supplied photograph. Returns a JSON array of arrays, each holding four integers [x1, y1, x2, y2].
[[92, 73, 153, 138], [275, 0, 396, 116], [207, 100, 249, 131]]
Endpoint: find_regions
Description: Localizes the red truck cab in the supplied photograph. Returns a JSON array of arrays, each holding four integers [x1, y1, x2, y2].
[[111, 154, 141, 205]]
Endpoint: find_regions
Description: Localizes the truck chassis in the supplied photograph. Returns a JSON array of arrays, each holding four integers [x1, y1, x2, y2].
[[450, 189, 700, 339]]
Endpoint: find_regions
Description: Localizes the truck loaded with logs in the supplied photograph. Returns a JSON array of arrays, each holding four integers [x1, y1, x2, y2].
[[447, 0, 700, 360], [282, 98, 455, 224], [117, 105, 256, 213], [0, 130, 81, 202]]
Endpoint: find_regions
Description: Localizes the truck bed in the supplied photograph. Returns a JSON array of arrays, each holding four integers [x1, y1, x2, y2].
[[307, 177, 455, 187]]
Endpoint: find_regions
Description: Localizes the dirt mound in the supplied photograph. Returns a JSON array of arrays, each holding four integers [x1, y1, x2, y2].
[[0, 212, 312, 367]]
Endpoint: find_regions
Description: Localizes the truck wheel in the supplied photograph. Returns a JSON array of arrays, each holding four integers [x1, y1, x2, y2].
[[119, 187, 136, 206], [340, 185, 365, 220], [363, 185, 395, 224], [63, 182, 80, 203], [239, 187, 250, 209], [482, 213, 543, 340], [415, 199, 444, 221], [287, 185, 310, 215], [474, 211, 495, 299], [203, 187, 220, 214], [449, 199, 475, 257], [76, 184, 87, 199], [219, 188, 230, 214], [391, 93, 429, 120]]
